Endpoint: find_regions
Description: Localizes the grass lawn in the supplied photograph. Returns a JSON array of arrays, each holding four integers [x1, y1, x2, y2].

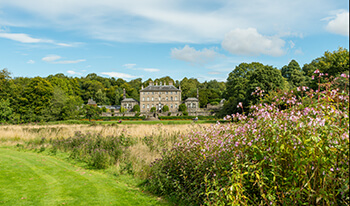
[[0, 148, 169, 206]]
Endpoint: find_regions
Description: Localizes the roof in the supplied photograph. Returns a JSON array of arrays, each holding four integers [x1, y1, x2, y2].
[[87, 98, 97, 105], [185, 97, 199, 102], [121, 98, 139, 103], [140, 85, 180, 92]]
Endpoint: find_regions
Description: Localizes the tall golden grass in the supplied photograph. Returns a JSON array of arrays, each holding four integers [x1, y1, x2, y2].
[[0, 123, 209, 177]]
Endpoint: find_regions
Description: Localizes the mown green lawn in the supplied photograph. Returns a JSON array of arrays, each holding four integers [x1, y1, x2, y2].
[[0, 148, 169, 206]]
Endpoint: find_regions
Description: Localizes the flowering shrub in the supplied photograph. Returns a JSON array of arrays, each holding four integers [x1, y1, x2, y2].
[[148, 74, 349, 205]]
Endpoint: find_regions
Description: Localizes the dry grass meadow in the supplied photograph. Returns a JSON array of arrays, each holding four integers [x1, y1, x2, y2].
[[0, 123, 210, 177]]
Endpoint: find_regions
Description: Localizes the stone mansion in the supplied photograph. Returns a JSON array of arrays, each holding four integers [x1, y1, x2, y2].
[[121, 81, 199, 113]]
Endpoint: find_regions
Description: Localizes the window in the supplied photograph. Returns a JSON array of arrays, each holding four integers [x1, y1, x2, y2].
[[171, 96, 173, 101], [175, 97, 177, 101], [152, 92, 154, 94], [147, 104, 149, 108], [159, 97, 161, 101], [166, 97, 168, 101], [152, 104, 154, 108], [147, 97, 149, 101], [152, 97, 154, 101], [175, 104, 178, 108], [171, 104, 173, 108], [142, 97, 145, 101], [166, 91, 168, 94], [170, 91, 173, 94], [143, 104, 145, 108]]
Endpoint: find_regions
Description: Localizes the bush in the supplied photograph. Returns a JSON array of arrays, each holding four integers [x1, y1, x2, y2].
[[182, 111, 188, 116], [162, 105, 169, 112], [150, 107, 156, 113], [133, 104, 140, 112], [178, 103, 187, 112], [148, 74, 350, 205]]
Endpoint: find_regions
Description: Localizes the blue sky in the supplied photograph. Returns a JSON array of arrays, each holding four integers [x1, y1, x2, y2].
[[0, 0, 348, 82]]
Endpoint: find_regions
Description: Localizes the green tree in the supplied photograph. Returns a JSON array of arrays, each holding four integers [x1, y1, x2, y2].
[[0, 99, 12, 122], [95, 89, 109, 105], [23, 77, 54, 122], [178, 103, 187, 112], [162, 105, 169, 112], [120, 106, 127, 113], [132, 104, 140, 112], [281, 60, 305, 88], [83, 105, 101, 121], [150, 107, 156, 113]]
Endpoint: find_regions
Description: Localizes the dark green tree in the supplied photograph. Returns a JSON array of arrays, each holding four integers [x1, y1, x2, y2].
[[132, 104, 140, 112], [162, 105, 169, 112], [178, 103, 187, 112]]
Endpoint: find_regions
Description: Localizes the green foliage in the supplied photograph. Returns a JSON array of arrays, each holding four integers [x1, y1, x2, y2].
[[182, 111, 188, 116], [83, 105, 102, 121], [150, 107, 156, 113], [148, 76, 350, 205], [178, 103, 187, 112], [120, 106, 127, 113], [281, 59, 306, 88], [132, 104, 140, 112], [0, 99, 13, 122], [162, 105, 169, 112]]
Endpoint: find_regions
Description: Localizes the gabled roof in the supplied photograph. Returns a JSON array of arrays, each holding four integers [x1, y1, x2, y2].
[[141, 85, 180, 92], [121, 98, 139, 103]]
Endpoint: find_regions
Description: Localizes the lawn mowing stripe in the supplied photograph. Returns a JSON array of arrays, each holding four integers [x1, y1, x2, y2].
[[0, 148, 168, 206]]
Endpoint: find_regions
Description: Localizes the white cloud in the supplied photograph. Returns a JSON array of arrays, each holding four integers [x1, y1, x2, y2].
[[101, 72, 136, 79], [326, 11, 349, 36], [171, 45, 218, 64], [0, 32, 75, 46], [143, 68, 159, 72], [221, 28, 285, 56], [42, 55, 61, 62], [123, 63, 136, 69], [55, 59, 86, 64], [27, 59, 35, 64], [67, 70, 82, 75], [0, 0, 335, 43], [42, 55, 85, 64], [0, 32, 47, 43]]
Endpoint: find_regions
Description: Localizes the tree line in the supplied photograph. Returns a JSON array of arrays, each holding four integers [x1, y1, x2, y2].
[[0, 47, 348, 123]]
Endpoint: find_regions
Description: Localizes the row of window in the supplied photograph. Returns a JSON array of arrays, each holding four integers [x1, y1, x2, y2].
[[142, 96, 178, 101], [142, 91, 177, 95], [187, 103, 197, 108], [142, 104, 178, 109]]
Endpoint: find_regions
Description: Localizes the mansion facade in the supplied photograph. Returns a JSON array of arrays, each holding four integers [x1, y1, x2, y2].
[[140, 81, 182, 113], [121, 81, 199, 113]]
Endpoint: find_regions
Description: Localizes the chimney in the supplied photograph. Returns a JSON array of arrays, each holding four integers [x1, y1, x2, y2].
[[141, 85, 144, 90], [163, 81, 166, 86], [169, 81, 173, 86], [123, 88, 126, 99], [149, 81, 153, 86], [160, 81, 162, 86], [156, 82, 158, 86], [179, 84, 181, 91]]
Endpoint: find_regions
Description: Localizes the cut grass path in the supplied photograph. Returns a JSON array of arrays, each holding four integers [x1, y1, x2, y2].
[[0, 148, 168, 206]]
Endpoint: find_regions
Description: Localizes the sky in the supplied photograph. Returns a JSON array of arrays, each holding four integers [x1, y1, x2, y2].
[[0, 0, 348, 82]]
